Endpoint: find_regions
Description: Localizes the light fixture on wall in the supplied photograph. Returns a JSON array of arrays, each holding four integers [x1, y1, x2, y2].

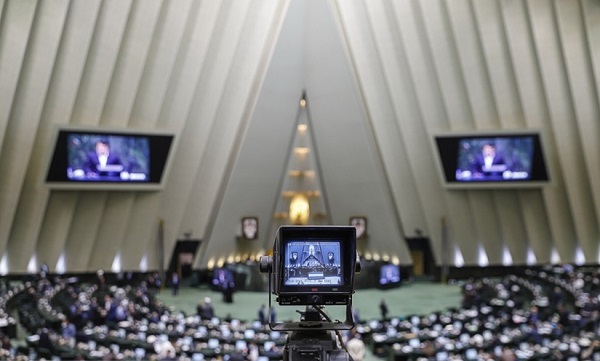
[[289, 193, 310, 224], [27, 254, 38, 274], [111, 253, 122, 273]]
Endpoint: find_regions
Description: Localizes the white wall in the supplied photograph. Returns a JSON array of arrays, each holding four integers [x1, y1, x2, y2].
[[0, 0, 598, 273]]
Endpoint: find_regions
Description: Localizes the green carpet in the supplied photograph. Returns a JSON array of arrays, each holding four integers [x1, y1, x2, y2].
[[157, 282, 463, 323]]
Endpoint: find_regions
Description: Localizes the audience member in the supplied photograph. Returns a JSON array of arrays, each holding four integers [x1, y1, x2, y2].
[[96, 270, 106, 289], [499, 347, 516, 361], [0, 333, 12, 357], [352, 307, 360, 324], [198, 297, 214, 320], [258, 304, 266, 325], [60, 318, 76, 340], [171, 272, 180, 296], [39, 263, 49, 278], [247, 342, 259, 361], [346, 329, 365, 361], [37, 328, 54, 353], [222, 279, 234, 303], [379, 299, 388, 320], [157, 339, 177, 361]]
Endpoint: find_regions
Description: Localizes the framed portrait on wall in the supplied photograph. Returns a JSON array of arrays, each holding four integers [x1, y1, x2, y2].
[[241, 217, 258, 240], [350, 216, 367, 239]]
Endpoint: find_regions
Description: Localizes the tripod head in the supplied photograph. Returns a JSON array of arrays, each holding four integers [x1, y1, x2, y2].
[[283, 306, 353, 361]]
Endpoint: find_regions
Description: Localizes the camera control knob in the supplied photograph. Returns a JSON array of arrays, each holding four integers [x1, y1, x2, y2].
[[258, 256, 272, 273]]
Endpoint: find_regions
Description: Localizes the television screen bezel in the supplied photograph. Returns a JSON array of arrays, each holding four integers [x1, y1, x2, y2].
[[431, 130, 551, 189], [276, 226, 357, 297], [45, 126, 177, 191]]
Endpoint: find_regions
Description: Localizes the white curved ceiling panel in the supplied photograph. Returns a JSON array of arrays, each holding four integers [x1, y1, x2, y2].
[[0, 0, 598, 273]]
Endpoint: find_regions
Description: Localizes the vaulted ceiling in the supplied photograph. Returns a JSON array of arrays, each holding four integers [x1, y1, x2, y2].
[[0, 0, 599, 274]]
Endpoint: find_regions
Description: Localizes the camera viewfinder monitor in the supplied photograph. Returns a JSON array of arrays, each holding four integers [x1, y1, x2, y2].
[[273, 226, 357, 306]]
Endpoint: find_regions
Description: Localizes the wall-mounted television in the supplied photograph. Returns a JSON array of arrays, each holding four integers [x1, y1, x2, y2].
[[433, 131, 550, 188], [46, 127, 176, 190], [211, 268, 234, 291], [379, 264, 401, 289]]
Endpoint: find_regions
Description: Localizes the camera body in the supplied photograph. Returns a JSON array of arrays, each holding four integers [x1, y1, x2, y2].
[[260, 226, 361, 361], [260, 225, 359, 307]]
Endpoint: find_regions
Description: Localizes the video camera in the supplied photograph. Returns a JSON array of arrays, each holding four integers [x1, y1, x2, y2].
[[259, 226, 361, 361]]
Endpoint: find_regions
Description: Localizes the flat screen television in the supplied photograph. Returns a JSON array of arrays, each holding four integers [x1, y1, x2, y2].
[[46, 127, 175, 190], [211, 268, 234, 290], [433, 131, 549, 188], [379, 264, 401, 286]]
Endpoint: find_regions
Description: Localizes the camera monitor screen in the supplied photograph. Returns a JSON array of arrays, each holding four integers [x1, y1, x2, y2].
[[283, 241, 342, 286], [274, 226, 357, 306], [46, 128, 175, 190], [433, 132, 549, 188]]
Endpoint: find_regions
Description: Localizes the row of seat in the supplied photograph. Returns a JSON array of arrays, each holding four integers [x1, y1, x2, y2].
[[15, 278, 285, 360], [1, 265, 598, 360], [361, 266, 599, 361]]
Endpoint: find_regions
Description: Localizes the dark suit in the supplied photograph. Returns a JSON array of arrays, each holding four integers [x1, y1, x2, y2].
[[471, 154, 506, 178], [38, 329, 54, 353], [84, 152, 123, 177]]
